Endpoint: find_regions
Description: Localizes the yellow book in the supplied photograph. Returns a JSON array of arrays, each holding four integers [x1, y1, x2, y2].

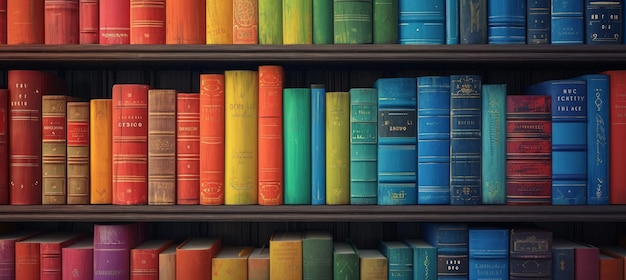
[[326, 91, 350, 204], [206, 0, 233, 44], [282, 0, 312, 44], [270, 232, 303, 280], [359, 249, 388, 280], [224, 70, 258, 205], [212, 246, 253, 280], [89, 99, 112, 204]]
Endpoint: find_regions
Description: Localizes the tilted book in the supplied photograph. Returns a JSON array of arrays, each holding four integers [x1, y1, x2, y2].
[[350, 88, 378, 205], [206, 0, 233, 44], [311, 84, 326, 205], [199, 74, 225, 205], [148, 89, 177, 205], [233, 0, 258, 44], [481, 84, 506, 204], [212, 246, 253, 280], [333, 0, 373, 44], [0, 230, 41, 280], [165, 0, 205, 44], [79, 0, 98, 44], [270, 232, 303, 279], [326, 91, 350, 205], [283, 0, 312, 44], [373, 0, 398, 44], [284, 88, 312, 204], [176, 93, 200, 204], [0, 90, 7, 204], [130, 0, 166, 44], [44, 0, 79, 44], [66, 101, 90, 205], [99, 0, 130, 44], [398, 0, 445, 44], [42, 95, 68, 205], [17, 231, 85, 280], [90, 99, 112, 204], [258, 0, 282, 44], [313, 0, 333, 44], [7, 0, 44, 44]]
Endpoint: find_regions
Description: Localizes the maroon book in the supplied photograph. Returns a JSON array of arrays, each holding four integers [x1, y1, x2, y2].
[[506, 139, 551, 158], [176, 93, 200, 204], [506, 180, 552, 205], [61, 238, 93, 280], [0, 89, 7, 205], [130, 0, 165, 44], [79, 0, 98, 44], [99, 0, 130, 44], [506, 120, 552, 138], [45, 0, 79, 44], [574, 243, 600, 280], [0, 0, 6, 44], [507, 160, 552, 178], [94, 223, 146, 280], [0, 230, 40, 280]]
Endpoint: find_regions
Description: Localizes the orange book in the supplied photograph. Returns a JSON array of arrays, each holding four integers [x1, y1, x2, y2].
[[247, 247, 269, 280], [7, 0, 44, 44], [199, 74, 225, 205], [130, 0, 165, 44], [257, 65, 283, 205], [600, 253, 623, 280], [205, 0, 232, 44], [601, 246, 626, 278], [66, 101, 90, 205], [130, 239, 173, 280], [44, 0, 79, 44], [99, 0, 130, 44], [176, 237, 222, 280], [90, 99, 112, 204], [176, 93, 200, 204], [165, 0, 205, 44], [232, 0, 258, 44]]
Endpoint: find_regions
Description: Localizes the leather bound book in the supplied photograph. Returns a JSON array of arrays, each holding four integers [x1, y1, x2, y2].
[[99, 0, 130, 44], [42, 95, 68, 205], [0, 0, 5, 44], [130, 239, 174, 280], [16, 231, 85, 280], [0, 89, 7, 204], [44, 0, 79, 44], [176, 93, 200, 205], [199, 74, 225, 205], [130, 0, 165, 44], [90, 99, 112, 204], [165, 0, 205, 44], [233, 0, 258, 44], [79, 0, 98, 43], [206, 0, 233, 44], [66, 101, 90, 205], [7, 0, 44, 44], [147, 89, 177, 205], [61, 238, 93, 280], [175, 237, 222, 280], [0, 230, 41, 280]]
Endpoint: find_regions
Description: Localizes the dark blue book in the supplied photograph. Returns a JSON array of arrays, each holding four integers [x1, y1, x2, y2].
[[379, 240, 413, 280], [375, 78, 417, 205], [350, 88, 378, 205], [488, 0, 526, 44], [311, 84, 326, 205], [552, 238, 576, 280], [527, 79, 587, 205], [450, 75, 482, 205], [576, 74, 609, 205], [421, 223, 469, 279], [551, 0, 584, 44], [585, 0, 622, 44], [446, 0, 459, 44], [509, 228, 553, 279], [460, 0, 488, 44], [527, 0, 551, 44], [481, 84, 506, 205], [417, 76, 450, 205], [405, 239, 437, 280], [398, 0, 445, 44], [469, 227, 509, 280]]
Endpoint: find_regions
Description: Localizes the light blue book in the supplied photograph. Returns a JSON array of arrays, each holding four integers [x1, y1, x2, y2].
[[481, 84, 506, 204], [311, 84, 326, 205]]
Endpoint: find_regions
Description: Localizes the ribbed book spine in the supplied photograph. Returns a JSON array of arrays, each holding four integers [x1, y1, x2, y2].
[[66, 101, 90, 205], [326, 91, 350, 205], [42, 95, 68, 205], [551, 0, 584, 44], [333, 0, 373, 44], [165, 0, 205, 44], [258, 0, 282, 44], [446, 0, 459, 44], [44, 0, 79, 44], [350, 88, 377, 205], [148, 89, 177, 205], [284, 88, 312, 204], [258, 66, 283, 205], [509, 228, 553, 279], [481, 84, 506, 205], [373, 0, 398, 43], [99, 0, 130, 44], [176, 93, 200, 205], [199, 74, 225, 205], [460, 0, 487, 44], [90, 99, 112, 204], [233, 0, 258, 44], [0, 0, 6, 44], [283, 0, 312, 44], [585, 0, 623, 44], [206, 0, 233, 44], [130, 0, 166, 44], [527, 0, 550, 44], [0, 90, 7, 204], [224, 70, 258, 205], [450, 75, 482, 205], [313, 0, 333, 44], [399, 0, 445, 44], [311, 84, 326, 205], [488, 0, 526, 44], [79, 0, 98, 44], [7, 0, 44, 44]]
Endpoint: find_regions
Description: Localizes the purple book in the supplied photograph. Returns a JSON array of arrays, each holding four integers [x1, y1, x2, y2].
[[93, 223, 146, 280], [0, 230, 40, 280]]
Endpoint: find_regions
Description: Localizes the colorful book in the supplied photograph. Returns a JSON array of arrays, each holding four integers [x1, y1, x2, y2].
[[258, 0, 282, 44], [284, 88, 312, 204], [199, 74, 225, 205], [158, 243, 177, 280], [283, 0, 312, 44], [551, 0, 584, 44], [165, 0, 205, 44], [509, 228, 552, 279], [130, 0, 166, 44], [302, 231, 333, 280], [16, 231, 85, 280], [488, 0, 526, 44], [398, 0, 445, 44], [585, 0, 622, 44], [61, 238, 93, 280], [176, 93, 200, 205], [0, 230, 40, 279], [379, 240, 413, 279], [373, 0, 398, 43], [327, 91, 350, 205], [45, 0, 79, 44], [147, 89, 177, 205], [404, 239, 437, 280], [527, 0, 550, 44], [333, 0, 373, 44], [421, 223, 469, 279], [481, 84, 506, 204], [99, 0, 130, 44], [94, 223, 147, 280], [212, 246, 253, 280], [175, 237, 222, 280], [311, 84, 326, 205], [468, 227, 509, 280], [350, 88, 377, 205], [0, 90, 6, 204], [7, 0, 44, 44], [66, 101, 90, 205], [603, 70, 626, 204], [233, 0, 258, 44], [90, 99, 112, 204], [313, 0, 333, 44], [248, 247, 270, 280], [446, 0, 459, 44], [206, 0, 233, 44], [269, 232, 303, 279], [131, 239, 174, 280], [359, 249, 388, 280], [460, 0, 487, 44], [42, 95, 68, 205], [333, 242, 359, 280], [79, 0, 98, 44]]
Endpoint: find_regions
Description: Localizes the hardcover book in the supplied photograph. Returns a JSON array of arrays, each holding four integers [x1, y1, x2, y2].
[[333, 242, 359, 280], [206, 0, 233, 44], [404, 239, 437, 280], [66, 101, 90, 205], [258, 0, 282, 44], [233, 0, 258, 44], [527, 0, 550, 44], [373, 0, 398, 44], [45, 0, 79, 44], [42, 95, 68, 205], [61, 238, 93, 280], [165, 0, 205, 44], [460, 0, 488, 44], [90, 99, 112, 204], [0, 90, 5, 204], [398, 0, 445, 44], [99, 0, 130, 44], [131, 239, 174, 280], [421, 223, 469, 279], [333, 0, 373, 44], [359, 249, 388, 280], [270, 232, 303, 279], [350, 88, 378, 205], [79, 0, 98, 43], [212, 246, 253, 280], [311, 84, 326, 205], [599, 253, 623, 280], [509, 228, 553, 279], [176, 93, 200, 205], [469, 227, 509, 280], [283, 0, 312, 44], [258, 65, 283, 205], [313, 0, 333, 44], [585, 0, 622, 44], [148, 89, 177, 205], [551, 0, 584, 44], [158, 243, 176, 280], [284, 88, 312, 204], [176, 237, 222, 280], [199, 74, 225, 205], [379, 240, 413, 279], [130, 0, 165, 44], [16, 231, 85, 280], [7, 0, 44, 44], [0, 0, 5, 43], [248, 247, 270, 280], [446, 0, 459, 44], [552, 238, 575, 280], [600, 246, 626, 279], [94, 223, 147, 280], [326, 91, 350, 205], [481, 84, 506, 204], [553, 238, 600, 280], [303, 231, 333, 280], [488, 0, 526, 44], [0, 230, 40, 280], [603, 70, 626, 204]]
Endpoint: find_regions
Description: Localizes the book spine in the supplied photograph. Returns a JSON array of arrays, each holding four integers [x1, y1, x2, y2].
[[269, 237, 303, 279], [488, 0, 526, 44], [326, 91, 350, 205], [212, 250, 251, 280], [373, 0, 398, 43], [446, 0, 459, 44], [551, 0, 584, 44], [258, 0, 282, 44], [42, 95, 68, 205], [130, 0, 165, 44], [350, 88, 378, 205], [176, 93, 200, 205], [44, 0, 79, 44], [398, 0, 445, 44], [112, 84, 150, 205], [333, 0, 373, 44], [248, 248, 270, 280], [450, 75, 482, 205], [302, 235, 333, 279], [7, 0, 44, 44], [284, 88, 312, 204], [311, 85, 326, 205], [176, 238, 222, 279], [606, 71, 626, 203], [283, 0, 312, 44], [468, 228, 509, 280], [585, 0, 622, 44], [411, 244, 436, 280], [148, 89, 177, 205], [333, 243, 359, 280], [15, 242, 40, 280], [481, 84, 506, 204], [158, 248, 175, 280], [460, 0, 487, 44], [379, 242, 413, 278], [62, 247, 93, 280], [90, 99, 112, 204], [509, 229, 553, 278], [233, 0, 258, 44], [199, 74, 225, 205], [224, 70, 258, 205], [206, 0, 233, 44], [66, 101, 90, 205], [41, 239, 84, 280], [94, 224, 133, 280], [258, 65, 284, 205], [99, 0, 130, 44], [313, 0, 333, 44], [421, 223, 469, 278], [506, 120, 552, 138], [552, 246, 574, 280], [165, 0, 205, 44], [575, 246, 600, 280], [131, 245, 172, 279], [527, 0, 550, 44], [0, 0, 5, 44], [0, 90, 7, 204], [79, 0, 98, 44]]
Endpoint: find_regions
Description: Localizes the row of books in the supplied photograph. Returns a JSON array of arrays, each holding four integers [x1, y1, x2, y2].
[[2, 0, 624, 45]]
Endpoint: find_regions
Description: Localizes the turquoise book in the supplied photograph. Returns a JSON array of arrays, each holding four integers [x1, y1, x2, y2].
[[481, 84, 506, 205], [313, 0, 334, 44], [350, 88, 378, 205], [379, 240, 413, 279], [446, 0, 459, 44], [404, 239, 437, 280], [460, 0, 488, 44], [311, 84, 327, 205], [303, 231, 333, 280], [334, 241, 359, 279], [283, 88, 312, 204], [398, 0, 445, 44], [469, 227, 509, 280], [333, 0, 373, 44]]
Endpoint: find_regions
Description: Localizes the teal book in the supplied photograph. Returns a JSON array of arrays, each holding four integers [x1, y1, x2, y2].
[[334, 0, 373, 44], [283, 88, 312, 204], [334, 241, 359, 279], [311, 84, 327, 205], [446, 0, 459, 44], [373, 0, 399, 43], [303, 231, 333, 280], [379, 240, 413, 280], [314, 0, 334, 44], [350, 88, 378, 205], [481, 84, 506, 204], [404, 239, 437, 280]]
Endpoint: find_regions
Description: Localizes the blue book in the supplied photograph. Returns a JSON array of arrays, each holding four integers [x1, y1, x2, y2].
[[450, 75, 482, 205], [469, 227, 509, 280], [421, 223, 469, 279], [350, 88, 378, 205], [586, 0, 622, 44], [375, 78, 417, 205], [404, 239, 437, 280], [551, 0, 584, 44], [417, 76, 450, 204], [446, 0, 459, 44], [527, 0, 551, 44], [481, 84, 506, 205], [379, 241, 413, 280], [552, 238, 575, 280], [527, 79, 587, 205], [510, 228, 553, 279], [575, 74, 609, 205], [398, 0, 445, 44], [488, 0, 526, 44], [460, 0, 488, 44], [311, 84, 326, 205]]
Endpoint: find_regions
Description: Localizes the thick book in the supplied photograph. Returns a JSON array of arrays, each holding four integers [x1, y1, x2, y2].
[[509, 228, 552, 279], [212, 247, 253, 280], [585, 0, 622, 44], [481, 84, 506, 204], [0, 90, 6, 204], [417, 76, 450, 205], [311, 84, 326, 205], [66, 101, 90, 205], [284, 88, 312, 204], [206, 0, 232, 44], [16, 231, 85, 280], [7, 0, 44, 44], [112, 84, 150, 205], [302, 231, 333, 280], [269, 232, 303, 279], [130, 0, 165, 44], [450, 75, 482, 205], [373, 0, 398, 44], [199, 74, 224, 205], [99, 0, 130, 44], [0, 231, 40, 280], [61, 238, 93, 280], [90, 99, 112, 204], [333, 0, 373, 44], [421, 223, 469, 279], [147, 89, 177, 205], [446, 0, 459, 44], [79, 0, 98, 44], [158, 243, 176, 280], [460, 0, 487, 44], [258, 65, 284, 205], [176, 93, 200, 204], [233, 0, 258, 44], [469, 227, 509, 280], [248, 247, 270, 280], [488, 0, 526, 44], [333, 242, 359, 280], [551, 0, 584, 44], [42, 95, 68, 205], [600, 246, 626, 279], [527, 0, 550, 44], [94, 223, 147, 280], [603, 70, 626, 204], [379, 240, 413, 279], [176, 237, 222, 280], [552, 238, 575, 280], [313, 0, 333, 44], [326, 91, 350, 205], [130, 239, 173, 280], [398, 0, 445, 44], [350, 88, 377, 205], [258, 0, 282, 44], [165, 0, 205, 44], [44, 0, 79, 44], [404, 239, 437, 280], [599, 253, 623, 280], [283, 0, 312, 44], [224, 70, 258, 205], [553, 238, 600, 280], [359, 249, 388, 280]]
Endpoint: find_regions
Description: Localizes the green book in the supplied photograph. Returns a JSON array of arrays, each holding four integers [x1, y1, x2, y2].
[[313, 0, 334, 44], [283, 88, 312, 204], [303, 231, 333, 280], [373, 0, 398, 44], [349, 88, 378, 205], [379, 240, 413, 279], [334, 242, 359, 279], [283, 0, 313, 44], [259, 0, 283, 44], [334, 0, 373, 44]]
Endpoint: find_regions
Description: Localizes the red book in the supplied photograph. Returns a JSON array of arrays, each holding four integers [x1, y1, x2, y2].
[[506, 120, 552, 138], [7, 0, 44, 44], [574, 243, 600, 280], [130, 0, 165, 44], [199, 74, 225, 205], [258, 65, 283, 205], [61, 238, 93, 280], [175, 237, 222, 280], [79, 0, 98, 44], [505, 95, 552, 117], [130, 239, 173, 280], [507, 160, 552, 178], [599, 253, 623, 280], [603, 70, 626, 204], [506, 139, 551, 158], [233, 0, 258, 44], [44, 0, 79, 44], [176, 93, 200, 204], [506, 180, 552, 205], [0, 89, 7, 205], [16, 232, 84, 280], [99, 0, 130, 44], [0, 0, 6, 44], [112, 84, 150, 205], [165, 0, 205, 44], [0, 230, 41, 280]]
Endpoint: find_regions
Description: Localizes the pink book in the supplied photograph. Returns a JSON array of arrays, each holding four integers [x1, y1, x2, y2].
[[61, 238, 93, 280]]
